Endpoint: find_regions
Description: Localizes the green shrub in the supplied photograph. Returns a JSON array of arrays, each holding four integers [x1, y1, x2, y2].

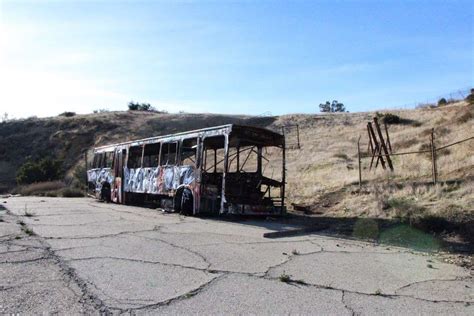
[[381, 113, 401, 124], [128, 101, 154, 111], [465, 89, 474, 105], [437, 98, 447, 106], [59, 112, 76, 117], [379, 113, 420, 126], [16, 158, 63, 184]]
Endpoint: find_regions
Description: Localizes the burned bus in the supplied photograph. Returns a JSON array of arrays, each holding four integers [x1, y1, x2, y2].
[[87, 124, 285, 215]]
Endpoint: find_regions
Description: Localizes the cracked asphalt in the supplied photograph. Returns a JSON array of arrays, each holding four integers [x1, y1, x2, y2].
[[0, 197, 473, 315]]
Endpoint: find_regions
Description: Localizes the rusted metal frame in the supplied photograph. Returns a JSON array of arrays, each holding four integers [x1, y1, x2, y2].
[[281, 137, 286, 214], [374, 146, 382, 169], [236, 146, 240, 172], [296, 124, 301, 149], [84, 151, 88, 193], [140, 144, 145, 167], [367, 124, 374, 155], [95, 124, 233, 152], [240, 146, 256, 172], [220, 134, 229, 214], [373, 117, 393, 171], [206, 146, 252, 173], [384, 122, 392, 153], [360, 148, 432, 158], [436, 136, 474, 151], [430, 128, 438, 184], [357, 135, 362, 190], [214, 148, 217, 173], [368, 122, 385, 170]]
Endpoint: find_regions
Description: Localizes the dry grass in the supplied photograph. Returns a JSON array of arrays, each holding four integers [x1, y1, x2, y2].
[[16, 181, 66, 196], [1, 98, 472, 228], [269, 101, 473, 227]]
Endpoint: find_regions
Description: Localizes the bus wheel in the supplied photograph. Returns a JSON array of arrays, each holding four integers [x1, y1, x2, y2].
[[100, 183, 111, 203], [180, 188, 193, 216]]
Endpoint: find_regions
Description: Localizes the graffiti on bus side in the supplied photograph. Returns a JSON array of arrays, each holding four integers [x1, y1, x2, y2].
[[124, 166, 195, 194], [87, 168, 113, 194]]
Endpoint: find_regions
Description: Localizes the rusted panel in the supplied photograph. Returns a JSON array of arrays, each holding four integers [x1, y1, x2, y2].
[[87, 124, 285, 216]]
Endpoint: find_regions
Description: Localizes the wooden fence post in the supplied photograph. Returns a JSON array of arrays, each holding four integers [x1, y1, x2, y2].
[[384, 122, 392, 153], [296, 124, 300, 149], [373, 117, 394, 171], [430, 128, 438, 184], [84, 150, 88, 193], [357, 136, 362, 191], [368, 122, 386, 170]]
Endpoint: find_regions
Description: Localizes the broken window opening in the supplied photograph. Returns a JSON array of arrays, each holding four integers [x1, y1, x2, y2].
[[181, 138, 198, 167], [142, 143, 160, 168], [160, 142, 178, 166], [127, 146, 143, 168]]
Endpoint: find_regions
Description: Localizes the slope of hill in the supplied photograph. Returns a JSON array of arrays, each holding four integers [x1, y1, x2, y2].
[[1, 102, 472, 245]]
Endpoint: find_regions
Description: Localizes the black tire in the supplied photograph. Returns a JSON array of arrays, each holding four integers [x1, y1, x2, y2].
[[180, 189, 193, 216], [100, 183, 111, 203]]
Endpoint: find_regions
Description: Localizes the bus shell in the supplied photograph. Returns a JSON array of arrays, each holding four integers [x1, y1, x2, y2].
[[87, 124, 285, 215]]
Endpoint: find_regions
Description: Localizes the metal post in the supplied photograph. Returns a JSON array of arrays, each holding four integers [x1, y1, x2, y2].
[[367, 124, 374, 155], [373, 117, 394, 171], [384, 122, 392, 153], [281, 129, 286, 215], [368, 122, 385, 170], [430, 128, 438, 184], [84, 150, 88, 194], [357, 136, 362, 191], [296, 124, 300, 149]]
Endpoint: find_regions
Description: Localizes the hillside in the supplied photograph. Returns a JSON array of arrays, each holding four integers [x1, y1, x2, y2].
[[1, 102, 473, 245]]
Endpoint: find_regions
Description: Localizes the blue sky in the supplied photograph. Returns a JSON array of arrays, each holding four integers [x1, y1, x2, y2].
[[0, 0, 472, 118]]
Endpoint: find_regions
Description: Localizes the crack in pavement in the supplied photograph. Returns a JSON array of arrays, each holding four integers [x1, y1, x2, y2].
[[118, 274, 225, 313], [262, 273, 474, 305], [3, 199, 473, 314], [42, 227, 161, 240], [0, 256, 49, 264], [0, 212, 111, 314], [341, 290, 356, 316], [133, 234, 212, 268]]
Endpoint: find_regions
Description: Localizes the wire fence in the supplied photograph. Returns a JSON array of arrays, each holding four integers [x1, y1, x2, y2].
[[277, 118, 473, 187], [396, 87, 471, 109]]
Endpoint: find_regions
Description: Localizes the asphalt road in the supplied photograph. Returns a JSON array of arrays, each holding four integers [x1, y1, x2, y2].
[[0, 197, 472, 315]]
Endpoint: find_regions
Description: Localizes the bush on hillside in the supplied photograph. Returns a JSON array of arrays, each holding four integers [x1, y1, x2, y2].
[[128, 101, 154, 111], [466, 89, 474, 105], [381, 113, 401, 124], [377, 112, 420, 126], [16, 158, 63, 184], [59, 112, 76, 117], [437, 98, 447, 106], [93, 109, 109, 113]]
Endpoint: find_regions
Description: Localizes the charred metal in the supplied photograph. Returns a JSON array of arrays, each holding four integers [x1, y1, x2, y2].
[[87, 124, 286, 215]]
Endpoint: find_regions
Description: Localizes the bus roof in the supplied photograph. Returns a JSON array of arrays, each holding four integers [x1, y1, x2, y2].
[[93, 124, 283, 152]]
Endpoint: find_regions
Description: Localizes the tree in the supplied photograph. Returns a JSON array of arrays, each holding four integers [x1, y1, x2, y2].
[[331, 100, 346, 112], [319, 101, 331, 112], [319, 100, 346, 112], [128, 101, 140, 111], [437, 98, 447, 106], [128, 101, 155, 111]]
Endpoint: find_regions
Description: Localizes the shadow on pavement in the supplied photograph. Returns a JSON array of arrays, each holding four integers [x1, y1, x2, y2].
[[216, 214, 474, 255]]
